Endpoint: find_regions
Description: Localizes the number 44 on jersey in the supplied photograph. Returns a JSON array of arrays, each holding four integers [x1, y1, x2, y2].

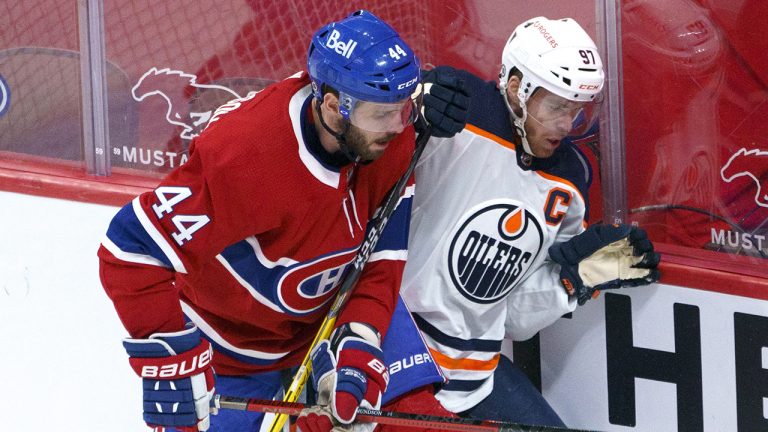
[[152, 186, 210, 246]]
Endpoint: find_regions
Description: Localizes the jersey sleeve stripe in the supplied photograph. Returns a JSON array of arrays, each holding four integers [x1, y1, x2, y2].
[[104, 200, 174, 269], [413, 313, 502, 353], [100, 235, 169, 268], [428, 347, 500, 372], [441, 377, 490, 392], [131, 197, 188, 274], [369, 249, 407, 262], [181, 301, 289, 363]]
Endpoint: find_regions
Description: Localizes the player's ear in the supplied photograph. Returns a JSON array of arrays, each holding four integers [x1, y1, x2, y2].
[[322, 92, 342, 120], [506, 75, 522, 112]]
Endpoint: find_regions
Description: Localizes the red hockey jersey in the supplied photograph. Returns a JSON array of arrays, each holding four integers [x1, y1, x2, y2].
[[98, 72, 416, 375]]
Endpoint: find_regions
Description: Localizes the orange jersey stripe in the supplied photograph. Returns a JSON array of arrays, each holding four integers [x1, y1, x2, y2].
[[428, 347, 500, 371], [465, 122, 587, 209], [465, 123, 516, 151], [536, 170, 584, 203]]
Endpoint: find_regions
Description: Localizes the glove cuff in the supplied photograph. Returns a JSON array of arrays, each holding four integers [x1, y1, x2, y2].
[[127, 338, 213, 379], [123, 325, 214, 380]]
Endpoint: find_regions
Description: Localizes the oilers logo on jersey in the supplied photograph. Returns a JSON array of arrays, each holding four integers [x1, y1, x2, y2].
[[447, 199, 544, 304]]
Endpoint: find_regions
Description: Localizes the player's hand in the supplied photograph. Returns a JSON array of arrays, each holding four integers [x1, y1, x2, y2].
[[419, 66, 470, 138], [549, 224, 660, 305], [123, 324, 215, 432], [296, 322, 388, 432]]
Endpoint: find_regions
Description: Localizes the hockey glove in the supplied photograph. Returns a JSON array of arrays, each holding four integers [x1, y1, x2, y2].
[[123, 324, 215, 432], [549, 224, 661, 305], [419, 66, 470, 138], [296, 322, 389, 432]]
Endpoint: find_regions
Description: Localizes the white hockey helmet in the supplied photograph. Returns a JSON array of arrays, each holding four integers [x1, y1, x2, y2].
[[499, 17, 605, 155]]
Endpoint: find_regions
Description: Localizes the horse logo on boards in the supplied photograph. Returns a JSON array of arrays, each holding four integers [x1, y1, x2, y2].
[[131, 67, 242, 140], [720, 147, 768, 208]]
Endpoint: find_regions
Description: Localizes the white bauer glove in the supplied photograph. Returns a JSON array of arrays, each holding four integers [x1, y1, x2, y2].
[[296, 322, 388, 432], [549, 224, 661, 305], [123, 324, 215, 432]]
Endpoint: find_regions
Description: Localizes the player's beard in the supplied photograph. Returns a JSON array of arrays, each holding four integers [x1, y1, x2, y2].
[[344, 123, 397, 162]]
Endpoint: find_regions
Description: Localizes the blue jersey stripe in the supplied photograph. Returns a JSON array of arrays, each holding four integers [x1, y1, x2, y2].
[[106, 203, 173, 268], [413, 313, 502, 353], [219, 238, 359, 315], [219, 239, 285, 307], [442, 377, 486, 392], [371, 194, 412, 253]]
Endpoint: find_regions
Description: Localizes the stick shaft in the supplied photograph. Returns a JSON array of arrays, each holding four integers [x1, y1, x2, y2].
[[217, 396, 593, 432], [268, 127, 432, 432]]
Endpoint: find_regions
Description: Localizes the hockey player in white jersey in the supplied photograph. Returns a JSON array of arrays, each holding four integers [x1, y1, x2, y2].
[[400, 17, 660, 427]]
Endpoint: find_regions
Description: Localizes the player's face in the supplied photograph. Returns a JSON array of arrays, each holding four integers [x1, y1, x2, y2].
[[343, 121, 399, 162], [523, 89, 585, 158], [341, 97, 415, 161], [346, 97, 416, 134], [319, 93, 412, 162]]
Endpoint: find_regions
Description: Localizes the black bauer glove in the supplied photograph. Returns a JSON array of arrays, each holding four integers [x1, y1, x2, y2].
[[549, 224, 661, 305], [418, 66, 470, 138]]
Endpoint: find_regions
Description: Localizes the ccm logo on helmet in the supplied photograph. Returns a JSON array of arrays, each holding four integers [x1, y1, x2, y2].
[[326, 29, 358, 59], [579, 84, 600, 90], [140, 346, 212, 378], [397, 77, 418, 90]]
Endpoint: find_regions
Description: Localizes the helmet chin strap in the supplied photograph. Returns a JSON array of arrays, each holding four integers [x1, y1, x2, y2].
[[502, 87, 535, 156], [314, 99, 361, 164]]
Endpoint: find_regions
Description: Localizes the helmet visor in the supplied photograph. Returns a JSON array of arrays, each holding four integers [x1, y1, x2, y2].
[[526, 89, 602, 137], [339, 91, 422, 133]]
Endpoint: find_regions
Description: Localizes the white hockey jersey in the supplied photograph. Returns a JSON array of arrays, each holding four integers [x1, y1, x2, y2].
[[400, 70, 592, 412]]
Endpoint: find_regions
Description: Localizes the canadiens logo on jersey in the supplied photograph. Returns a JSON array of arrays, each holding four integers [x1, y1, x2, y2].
[[447, 200, 544, 304], [277, 250, 355, 314], [218, 238, 356, 316]]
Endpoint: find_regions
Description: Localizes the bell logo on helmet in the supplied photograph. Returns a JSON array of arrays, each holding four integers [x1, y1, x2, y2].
[[326, 29, 358, 59]]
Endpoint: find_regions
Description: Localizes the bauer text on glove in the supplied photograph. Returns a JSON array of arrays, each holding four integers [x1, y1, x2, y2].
[[123, 324, 216, 432], [296, 322, 388, 432]]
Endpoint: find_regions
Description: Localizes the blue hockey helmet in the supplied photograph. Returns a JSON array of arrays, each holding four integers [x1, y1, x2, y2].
[[307, 10, 421, 105]]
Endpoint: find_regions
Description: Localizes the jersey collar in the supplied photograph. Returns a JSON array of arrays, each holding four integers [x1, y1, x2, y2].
[[288, 83, 344, 188]]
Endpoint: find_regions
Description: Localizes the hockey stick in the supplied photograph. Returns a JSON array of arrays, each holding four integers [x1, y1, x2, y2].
[[268, 124, 433, 431], [218, 395, 595, 432]]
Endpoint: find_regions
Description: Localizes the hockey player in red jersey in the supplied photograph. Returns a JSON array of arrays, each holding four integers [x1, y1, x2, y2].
[[98, 10, 468, 432], [397, 17, 661, 428]]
